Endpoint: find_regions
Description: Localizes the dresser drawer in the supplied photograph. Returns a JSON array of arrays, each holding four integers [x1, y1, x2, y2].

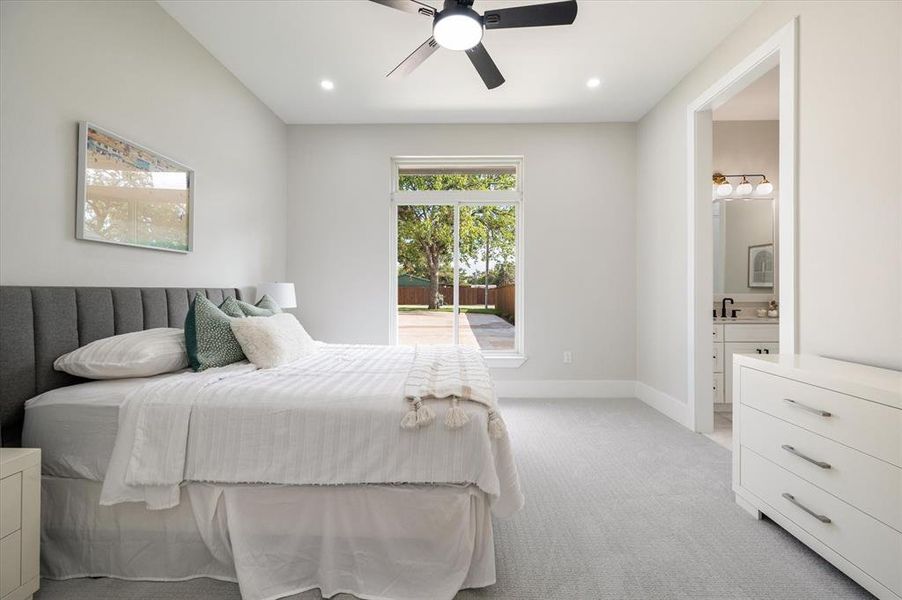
[[741, 404, 902, 531], [0, 472, 21, 538], [740, 367, 902, 467], [741, 448, 902, 597], [0, 530, 21, 597], [724, 323, 779, 342]]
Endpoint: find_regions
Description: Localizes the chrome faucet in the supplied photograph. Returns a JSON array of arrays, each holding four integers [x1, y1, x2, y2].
[[721, 297, 734, 318]]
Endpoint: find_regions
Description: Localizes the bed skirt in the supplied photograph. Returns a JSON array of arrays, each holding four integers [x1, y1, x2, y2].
[[41, 476, 496, 600]]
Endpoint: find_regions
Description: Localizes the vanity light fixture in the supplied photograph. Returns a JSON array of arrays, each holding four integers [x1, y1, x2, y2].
[[713, 172, 733, 197], [755, 176, 774, 195], [713, 172, 772, 199], [735, 176, 753, 196]]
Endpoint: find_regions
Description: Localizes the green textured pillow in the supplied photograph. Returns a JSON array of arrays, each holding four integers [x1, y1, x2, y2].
[[234, 296, 281, 317], [253, 294, 283, 314], [185, 295, 247, 371]]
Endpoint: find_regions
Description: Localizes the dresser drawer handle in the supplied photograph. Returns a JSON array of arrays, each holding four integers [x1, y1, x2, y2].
[[783, 398, 831, 417], [781, 445, 832, 469], [781, 492, 832, 523]]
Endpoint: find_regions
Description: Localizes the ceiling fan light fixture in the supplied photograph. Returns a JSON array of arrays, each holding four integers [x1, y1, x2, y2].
[[433, 8, 483, 51]]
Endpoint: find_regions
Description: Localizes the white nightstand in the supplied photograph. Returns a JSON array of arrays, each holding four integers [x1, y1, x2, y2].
[[1, 449, 40, 600]]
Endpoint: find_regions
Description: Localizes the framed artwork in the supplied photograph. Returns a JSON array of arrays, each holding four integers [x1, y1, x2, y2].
[[748, 243, 774, 288], [76, 122, 193, 253]]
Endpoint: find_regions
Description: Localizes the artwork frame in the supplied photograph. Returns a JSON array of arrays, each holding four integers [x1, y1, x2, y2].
[[748, 243, 774, 288], [76, 122, 194, 253]]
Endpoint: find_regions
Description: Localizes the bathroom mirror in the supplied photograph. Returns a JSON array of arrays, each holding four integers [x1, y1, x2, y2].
[[713, 198, 775, 294]]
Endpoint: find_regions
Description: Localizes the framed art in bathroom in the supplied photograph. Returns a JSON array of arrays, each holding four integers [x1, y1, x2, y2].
[[747, 243, 774, 288], [76, 122, 194, 253]]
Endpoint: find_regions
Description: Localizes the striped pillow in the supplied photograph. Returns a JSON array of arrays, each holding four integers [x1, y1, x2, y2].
[[53, 328, 188, 379]]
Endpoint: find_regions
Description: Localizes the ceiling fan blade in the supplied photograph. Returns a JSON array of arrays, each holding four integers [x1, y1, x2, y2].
[[369, 0, 436, 18], [483, 0, 577, 29], [387, 37, 440, 78], [465, 43, 505, 89]]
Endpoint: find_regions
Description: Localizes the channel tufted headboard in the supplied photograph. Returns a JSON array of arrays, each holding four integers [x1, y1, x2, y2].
[[0, 286, 241, 447]]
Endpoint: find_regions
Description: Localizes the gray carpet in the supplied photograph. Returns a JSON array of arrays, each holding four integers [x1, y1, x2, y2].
[[36, 398, 872, 600]]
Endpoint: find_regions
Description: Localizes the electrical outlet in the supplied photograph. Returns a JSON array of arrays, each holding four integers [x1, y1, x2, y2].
[[563, 351, 572, 364]]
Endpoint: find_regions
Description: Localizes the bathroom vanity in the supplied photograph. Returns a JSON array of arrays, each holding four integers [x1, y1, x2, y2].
[[712, 191, 778, 412], [713, 318, 778, 409]]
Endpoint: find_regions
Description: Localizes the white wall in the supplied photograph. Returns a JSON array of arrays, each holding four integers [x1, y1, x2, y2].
[[287, 124, 637, 383], [0, 1, 287, 297], [637, 1, 902, 414]]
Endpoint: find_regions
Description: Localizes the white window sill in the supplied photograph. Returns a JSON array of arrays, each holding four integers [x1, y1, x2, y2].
[[484, 354, 527, 369]]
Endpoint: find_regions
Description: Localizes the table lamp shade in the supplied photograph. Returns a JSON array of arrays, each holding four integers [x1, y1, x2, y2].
[[256, 282, 297, 309]]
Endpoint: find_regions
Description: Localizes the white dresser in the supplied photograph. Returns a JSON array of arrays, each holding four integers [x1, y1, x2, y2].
[[0, 449, 40, 600], [712, 319, 778, 407], [732, 354, 901, 600]]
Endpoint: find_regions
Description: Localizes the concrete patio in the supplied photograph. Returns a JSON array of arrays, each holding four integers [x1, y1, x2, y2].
[[398, 310, 515, 351]]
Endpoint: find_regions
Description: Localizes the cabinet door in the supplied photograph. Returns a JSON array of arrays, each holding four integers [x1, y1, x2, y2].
[[713, 324, 724, 342], [713, 343, 724, 373], [713, 373, 725, 403], [724, 342, 779, 402]]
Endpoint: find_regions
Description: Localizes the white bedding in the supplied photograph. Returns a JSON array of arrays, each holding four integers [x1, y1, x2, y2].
[[100, 343, 523, 517], [22, 372, 184, 480], [43, 477, 495, 600]]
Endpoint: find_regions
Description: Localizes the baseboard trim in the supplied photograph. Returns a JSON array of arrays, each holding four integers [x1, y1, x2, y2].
[[494, 379, 636, 399], [634, 381, 691, 429]]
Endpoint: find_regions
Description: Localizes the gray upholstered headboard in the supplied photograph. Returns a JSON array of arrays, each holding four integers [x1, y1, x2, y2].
[[0, 286, 240, 447]]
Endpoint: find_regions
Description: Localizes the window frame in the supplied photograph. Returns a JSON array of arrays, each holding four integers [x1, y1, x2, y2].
[[389, 156, 526, 368]]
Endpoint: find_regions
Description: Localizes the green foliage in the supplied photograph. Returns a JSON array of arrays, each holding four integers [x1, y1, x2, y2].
[[398, 173, 516, 192], [397, 174, 517, 309]]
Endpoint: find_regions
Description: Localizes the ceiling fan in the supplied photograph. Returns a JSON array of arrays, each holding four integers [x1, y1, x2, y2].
[[370, 0, 578, 89]]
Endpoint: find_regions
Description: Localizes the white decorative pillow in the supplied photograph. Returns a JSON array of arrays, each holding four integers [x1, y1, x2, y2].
[[54, 328, 189, 379], [230, 313, 317, 369]]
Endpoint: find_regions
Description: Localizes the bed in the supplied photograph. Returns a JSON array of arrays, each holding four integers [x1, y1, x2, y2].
[[0, 286, 523, 600]]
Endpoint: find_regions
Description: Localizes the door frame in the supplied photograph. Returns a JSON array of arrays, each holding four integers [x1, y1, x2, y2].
[[686, 18, 799, 432]]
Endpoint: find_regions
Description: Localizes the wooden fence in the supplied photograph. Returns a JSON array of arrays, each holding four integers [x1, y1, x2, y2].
[[495, 284, 515, 319], [398, 285, 514, 308]]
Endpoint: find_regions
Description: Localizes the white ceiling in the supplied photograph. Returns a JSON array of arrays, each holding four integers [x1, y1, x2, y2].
[[713, 66, 779, 121], [158, 0, 761, 124]]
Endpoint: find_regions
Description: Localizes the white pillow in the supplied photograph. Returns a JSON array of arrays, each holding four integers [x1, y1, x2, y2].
[[230, 313, 317, 369], [54, 328, 189, 379]]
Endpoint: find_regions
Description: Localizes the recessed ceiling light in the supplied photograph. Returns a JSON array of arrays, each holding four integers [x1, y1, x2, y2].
[[586, 77, 602, 89], [320, 79, 335, 91]]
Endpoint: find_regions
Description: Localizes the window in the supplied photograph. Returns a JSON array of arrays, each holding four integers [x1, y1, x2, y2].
[[391, 158, 524, 366]]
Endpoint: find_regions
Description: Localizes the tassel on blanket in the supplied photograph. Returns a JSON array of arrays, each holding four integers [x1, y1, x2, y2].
[[401, 397, 435, 430], [487, 409, 506, 439], [444, 397, 470, 429]]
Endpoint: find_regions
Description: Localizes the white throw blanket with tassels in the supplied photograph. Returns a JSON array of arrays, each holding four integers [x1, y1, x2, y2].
[[402, 344, 506, 438]]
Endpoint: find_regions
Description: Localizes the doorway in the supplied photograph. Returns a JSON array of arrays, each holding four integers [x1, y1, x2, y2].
[[686, 19, 798, 436]]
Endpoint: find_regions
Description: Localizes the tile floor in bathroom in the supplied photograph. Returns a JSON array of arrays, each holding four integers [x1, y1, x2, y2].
[[704, 411, 733, 450]]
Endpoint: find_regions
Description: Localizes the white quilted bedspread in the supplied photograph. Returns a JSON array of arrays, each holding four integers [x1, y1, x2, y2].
[[100, 343, 523, 517]]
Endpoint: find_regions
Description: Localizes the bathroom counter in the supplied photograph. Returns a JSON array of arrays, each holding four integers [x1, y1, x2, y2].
[[713, 317, 779, 324]]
